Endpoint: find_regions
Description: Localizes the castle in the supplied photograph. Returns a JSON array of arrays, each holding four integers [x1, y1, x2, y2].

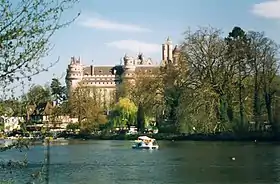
[[65, 37, 180, 109]]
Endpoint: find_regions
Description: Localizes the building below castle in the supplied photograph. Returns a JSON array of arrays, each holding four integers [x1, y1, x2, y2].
[[65, 37, 180, 109]]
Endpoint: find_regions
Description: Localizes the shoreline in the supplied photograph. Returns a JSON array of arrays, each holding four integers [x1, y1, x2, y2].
[[60, 132, 280, 142]]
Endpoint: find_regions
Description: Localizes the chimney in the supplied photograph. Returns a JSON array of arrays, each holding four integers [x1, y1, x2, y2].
[[90, 65, 94, 75], [52, 100, 57, 107], [70, 56, 75, 64]]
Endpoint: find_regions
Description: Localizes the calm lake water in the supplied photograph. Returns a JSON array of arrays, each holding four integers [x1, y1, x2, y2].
[[1, 140, 280, 184]]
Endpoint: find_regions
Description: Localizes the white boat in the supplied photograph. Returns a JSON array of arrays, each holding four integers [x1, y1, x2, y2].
[[132, 136, 159, 150]]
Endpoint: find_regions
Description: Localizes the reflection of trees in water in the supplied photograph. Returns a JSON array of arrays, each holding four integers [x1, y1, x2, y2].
[[45, 139, 51, 184]]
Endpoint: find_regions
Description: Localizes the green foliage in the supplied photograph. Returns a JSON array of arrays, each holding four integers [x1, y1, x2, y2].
[[0, 123, 3, 132], [0, 98, 24, 116], [123, 26, 280, 136], [68, 84, 107, 133], [0, 0, 80, 183], [110, 97, 137, 128], [53, 100, 71, 115], [0, 0, 80, 88], [127, 70, 165, 130], [50, 78, 67, 102], [167, 26, 280, 134], [23, 84, 51, 105], [136, 103, 145, 132], [66, 123, 79, 131]]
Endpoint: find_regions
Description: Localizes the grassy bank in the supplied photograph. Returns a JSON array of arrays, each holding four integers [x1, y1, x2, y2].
[[60, 132, 280, 142]]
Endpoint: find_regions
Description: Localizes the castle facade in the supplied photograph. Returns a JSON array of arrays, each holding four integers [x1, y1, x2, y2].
[[65, 37, 180, 109]]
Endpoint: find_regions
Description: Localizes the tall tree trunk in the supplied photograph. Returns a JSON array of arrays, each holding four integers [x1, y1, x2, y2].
[[238, 64, 244, 126], [272, 94, 280, 134], [227, 96, 234, 123], [219, 94, 228, 123], [253, 73, 261, 131], [264, 92, 273, 125], [137, 103, 145, 132]]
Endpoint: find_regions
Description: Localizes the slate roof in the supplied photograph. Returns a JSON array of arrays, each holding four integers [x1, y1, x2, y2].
[[27, 102, 54, 116], [83, 66, 116, 76]]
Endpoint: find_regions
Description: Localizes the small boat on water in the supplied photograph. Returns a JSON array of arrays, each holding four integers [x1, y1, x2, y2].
[[132, 136, 159, 150]]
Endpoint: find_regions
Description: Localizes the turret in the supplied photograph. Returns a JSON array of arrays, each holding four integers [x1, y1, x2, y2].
[[122, 54, 136, 83], [123, 54, 136, 71], [162, 37, 173, 63], [65, 56, 83, 94], [172, 44, 180, 65]]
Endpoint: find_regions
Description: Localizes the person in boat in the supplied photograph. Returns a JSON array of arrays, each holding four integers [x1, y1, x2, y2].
[[145, 139, 150, 145]]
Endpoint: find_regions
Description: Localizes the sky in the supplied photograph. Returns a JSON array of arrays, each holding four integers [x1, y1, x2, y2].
[[30, 0, 280, 88]]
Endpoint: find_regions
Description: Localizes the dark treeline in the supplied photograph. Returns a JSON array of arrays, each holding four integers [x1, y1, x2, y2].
[[124, 26, 280, 137]]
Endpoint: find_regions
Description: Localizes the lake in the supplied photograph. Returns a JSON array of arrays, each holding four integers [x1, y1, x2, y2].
[[1, 140, 280, 184]]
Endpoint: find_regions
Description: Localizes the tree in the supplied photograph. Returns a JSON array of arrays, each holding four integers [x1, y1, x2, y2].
[[129, 69, 165, 128], [176, 27, 230, 133], [225, 27, 251, 130], [23, 84, 51, 105], [68, 84, 107, 133], [160, 60, 188, 132], [0, 0, 80, 183], [175, 26, 280, 135], [0, 121, 3, 132], [110, 97, 137, 128], [66, 123, 79, 132], [0, 98, 24, 116], [136, 103, 145, 132], [246, 32, 280, 131], [0, 0, 79, 89], [53, 100, 71, 115], [50, 78, 67, 102], [116, 79, 132, 100]]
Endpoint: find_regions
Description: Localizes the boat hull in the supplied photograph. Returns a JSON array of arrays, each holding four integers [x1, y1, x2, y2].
[[132, 145, 159, 150], [132, 136, 159, 150]]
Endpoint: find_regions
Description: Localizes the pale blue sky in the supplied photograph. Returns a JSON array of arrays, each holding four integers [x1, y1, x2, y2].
[[32, 0, 280, 87]]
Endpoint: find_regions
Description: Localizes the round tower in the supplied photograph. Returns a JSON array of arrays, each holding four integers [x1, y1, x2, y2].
[[161, 37, 174, 65], [123, 54, 136, 70], [122, 54, 136, 84], [65, 56, 83, 94], [166, 37, 173, 61]]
